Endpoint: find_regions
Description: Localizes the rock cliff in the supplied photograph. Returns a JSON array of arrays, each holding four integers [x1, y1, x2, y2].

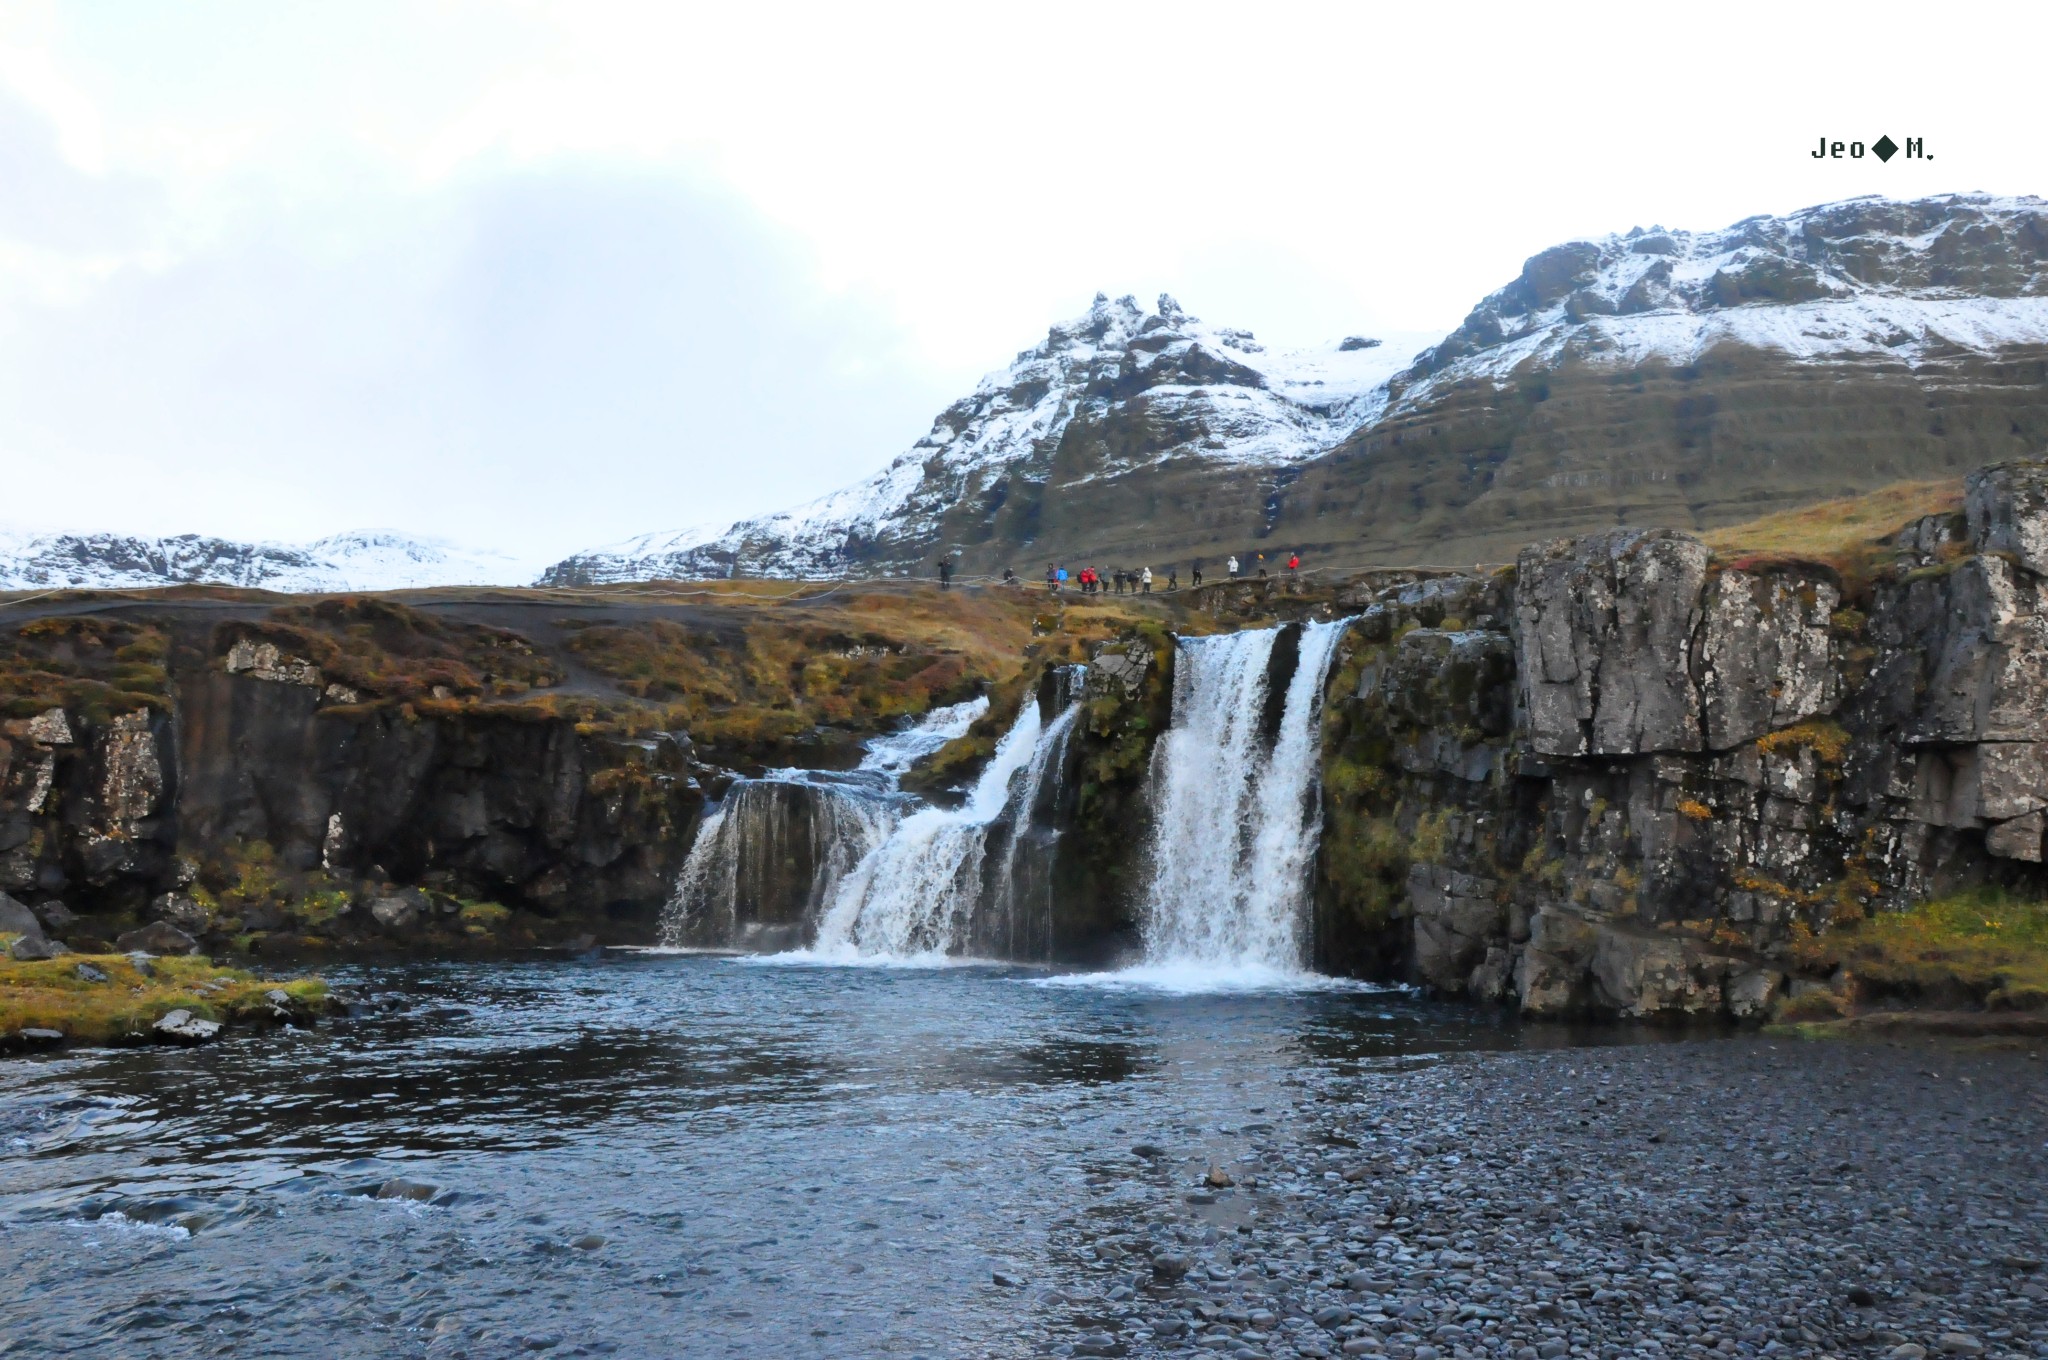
[[1316, 458, 2048, 1019]]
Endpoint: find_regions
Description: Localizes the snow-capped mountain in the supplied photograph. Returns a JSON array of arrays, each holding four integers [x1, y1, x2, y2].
[[1271, 192, 2048, 572], [551, 193, 2048, 586], [541, 294, 1435, 583], [0, 527, 533, 593], [1391, 192, 2048, 412]]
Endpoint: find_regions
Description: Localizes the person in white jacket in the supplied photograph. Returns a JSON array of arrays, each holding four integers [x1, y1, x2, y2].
[[1140, 566, 1153, 594], [1226, 555, 1239, 578]]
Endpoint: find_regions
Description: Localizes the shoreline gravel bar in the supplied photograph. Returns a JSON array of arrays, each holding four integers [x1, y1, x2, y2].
[[1029, 1036, 2048, 1360]]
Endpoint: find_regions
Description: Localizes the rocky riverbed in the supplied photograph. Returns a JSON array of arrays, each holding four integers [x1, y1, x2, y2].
[[1029, 1038, 2048, 1360]]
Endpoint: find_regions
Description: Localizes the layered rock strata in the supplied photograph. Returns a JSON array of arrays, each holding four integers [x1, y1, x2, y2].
[[1317, 458, 2048, 1019]]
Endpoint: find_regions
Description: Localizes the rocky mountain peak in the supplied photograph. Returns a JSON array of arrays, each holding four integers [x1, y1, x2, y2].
[[1403, 193, 2048, 392]]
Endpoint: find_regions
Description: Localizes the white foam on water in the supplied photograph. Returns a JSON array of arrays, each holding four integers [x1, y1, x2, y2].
[[1032, 960, 1389, 996]]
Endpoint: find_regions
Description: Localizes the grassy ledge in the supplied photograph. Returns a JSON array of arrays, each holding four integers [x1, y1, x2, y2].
[[1, 940, 330, 1048], [1770, 888, 2048, 1038]]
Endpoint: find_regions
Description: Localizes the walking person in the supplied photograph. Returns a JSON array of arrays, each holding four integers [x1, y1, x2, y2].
[[938, 557, 953, 590], [1167, 566, 1178, 591], [1191, 559, 1203, 587], [1045, 562, 1058, 594], [1140, 566, 1152, 594], [1057, 564, 1069, 592], [1256, 552, 1267, 579], [1286, 552, 1300, 575], [1227, 555, 1239, 579]]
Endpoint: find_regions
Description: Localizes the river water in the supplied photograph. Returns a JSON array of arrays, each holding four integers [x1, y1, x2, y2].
[[0, 955, 1634, 1359]]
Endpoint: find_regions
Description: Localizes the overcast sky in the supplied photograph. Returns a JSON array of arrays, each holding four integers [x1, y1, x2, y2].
[[0, 1, 2035, 567]]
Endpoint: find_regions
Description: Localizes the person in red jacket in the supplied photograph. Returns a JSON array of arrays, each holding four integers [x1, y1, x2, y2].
[[1286, 552, 1300, 574]]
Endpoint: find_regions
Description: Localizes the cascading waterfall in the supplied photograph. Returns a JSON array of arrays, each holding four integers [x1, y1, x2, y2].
[[808, 672, 1084, 961], [1136, 618, 1352, 978], [657, 698, 985, 949], [660, 669, 1086, 961]]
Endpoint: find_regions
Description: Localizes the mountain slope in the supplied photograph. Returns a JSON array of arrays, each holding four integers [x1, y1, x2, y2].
[[547, 193, 2048, 585], [1264, 193, 2048, 568], [0, 527, 531, 593], [541, 295, 1432, 583]]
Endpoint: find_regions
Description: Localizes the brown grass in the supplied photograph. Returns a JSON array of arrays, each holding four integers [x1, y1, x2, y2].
[[0, 615, 170, 721], [0, 945, 329, 1043], [1703, 478, 1964, 594]]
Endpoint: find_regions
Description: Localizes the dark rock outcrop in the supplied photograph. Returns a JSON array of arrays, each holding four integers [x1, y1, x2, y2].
[[1318, 455, 2048, 1019]]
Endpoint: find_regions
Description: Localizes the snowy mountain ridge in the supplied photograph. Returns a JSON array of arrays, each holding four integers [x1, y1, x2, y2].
[[0, 526, 536, 593], [541, 293, 1431, 583], [1391, 192, 2048, 414]]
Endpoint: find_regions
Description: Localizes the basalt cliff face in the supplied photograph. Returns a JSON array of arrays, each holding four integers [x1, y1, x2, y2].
[[1311, 459, 2048, 1019]]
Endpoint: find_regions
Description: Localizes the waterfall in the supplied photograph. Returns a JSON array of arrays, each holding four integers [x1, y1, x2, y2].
[[1136, 618, 1352, 979], [657, 698, 985, 949], [661, 669, 1087, 961], [808, 672, 1084, 962]]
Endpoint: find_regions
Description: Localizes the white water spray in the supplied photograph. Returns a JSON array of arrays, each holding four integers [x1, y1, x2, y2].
[[1136, 618, 1352, 980]]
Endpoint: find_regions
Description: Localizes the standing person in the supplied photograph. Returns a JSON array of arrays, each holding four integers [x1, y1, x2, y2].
[[1140, 566, 1152, 594], [1227, 555, 1239, 579], [1192, 559, 1204, 587], [1057, 564, 1069, 592], [938, 557, 953, 590], [1286, 552, 1300, 575], [1256, 552, 1267, 579], [1046, 562, 1057, 594]]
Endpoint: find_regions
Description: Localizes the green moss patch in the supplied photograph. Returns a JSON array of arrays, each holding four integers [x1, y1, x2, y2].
[[1789, 887, 2048, 1011], [0, 949, 328, 1045]]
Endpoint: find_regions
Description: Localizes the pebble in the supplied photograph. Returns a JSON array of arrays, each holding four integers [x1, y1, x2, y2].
[[1028, 1039, 2048, 1360]]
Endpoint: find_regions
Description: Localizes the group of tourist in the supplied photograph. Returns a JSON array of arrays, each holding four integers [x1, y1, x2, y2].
[[1017, 551, 1304, 594]]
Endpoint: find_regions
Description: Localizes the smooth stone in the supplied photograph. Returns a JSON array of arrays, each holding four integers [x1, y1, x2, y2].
[[73, 962, 109, 983], [151, 1008, 222, 1045], [0, 891, 44, 941], [9, 935, 69, 961], [32, 899, 78, 932], [375, 1178, 438, 1201], [1938, 1336, 1985, 1357], [19, 1027, 66, 1046], [116, 922, 197, 956], [992, 1269, 1025, 1287], [571, 1235, 605, 1250]]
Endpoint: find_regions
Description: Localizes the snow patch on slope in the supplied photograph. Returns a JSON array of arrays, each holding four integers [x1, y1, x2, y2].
[[547, 293, 1441, 582], [1392, 193, 2048, 415]]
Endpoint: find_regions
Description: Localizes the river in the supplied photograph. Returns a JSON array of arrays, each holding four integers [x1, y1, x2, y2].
[[0, 954, 1641, 1358]]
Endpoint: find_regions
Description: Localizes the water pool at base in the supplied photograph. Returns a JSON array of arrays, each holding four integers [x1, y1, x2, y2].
[[0, 954, 1653, 1358]]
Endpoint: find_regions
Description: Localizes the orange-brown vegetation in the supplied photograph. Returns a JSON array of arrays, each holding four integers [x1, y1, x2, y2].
[[0, 615, 170, 721]]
